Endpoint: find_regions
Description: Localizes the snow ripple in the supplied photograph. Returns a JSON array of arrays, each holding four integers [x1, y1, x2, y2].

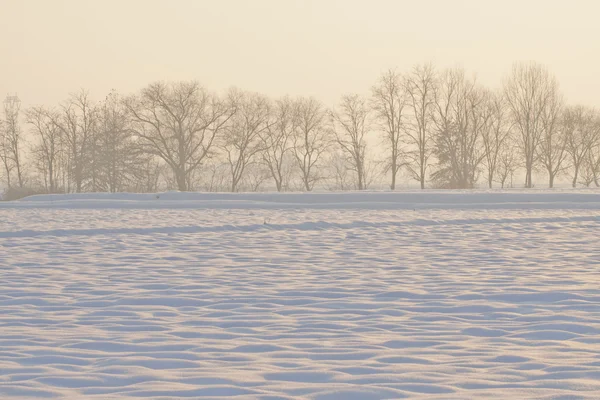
[[1, 206, 600, 399]]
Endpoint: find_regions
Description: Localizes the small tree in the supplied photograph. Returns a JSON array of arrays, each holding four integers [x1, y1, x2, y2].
[[496, 144, 518, 189]]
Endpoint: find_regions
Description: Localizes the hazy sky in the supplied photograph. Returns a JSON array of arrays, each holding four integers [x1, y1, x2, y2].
[[1, 0, 599, 109]]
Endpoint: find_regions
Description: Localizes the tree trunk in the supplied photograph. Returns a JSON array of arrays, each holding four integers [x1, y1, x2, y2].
[[176, 169, 187, 191], [525, 168, 532, 188]]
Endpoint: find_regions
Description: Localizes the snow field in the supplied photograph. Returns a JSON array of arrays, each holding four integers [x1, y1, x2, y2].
[[1, 192, 600, 399]]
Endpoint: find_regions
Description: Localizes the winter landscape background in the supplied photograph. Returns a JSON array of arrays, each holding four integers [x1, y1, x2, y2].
[[2, 1, 600, 398]]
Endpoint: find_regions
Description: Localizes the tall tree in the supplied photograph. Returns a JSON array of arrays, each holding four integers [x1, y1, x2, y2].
[[1, 95, 26, 188], [404, 63, 437, 189], [331, 94, 370, 190], [504, 62, 560, 188], [292, 97, 330, 191], [54, 90, 97, 193], [26, 106, 63, 193], [96, 91, 148, 192], [221, 90, 271, 192], [126, 81, 235, 191], [371, 70, 406, 189], [260, 97, 295, 192], [480, 91, 512, 188], [431, 69, 486, 189], [563, 105, 600, 187], [536, 91, 566, 188]]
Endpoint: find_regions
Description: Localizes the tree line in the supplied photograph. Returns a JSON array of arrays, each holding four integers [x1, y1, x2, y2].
[[1, 61, 600, 197]]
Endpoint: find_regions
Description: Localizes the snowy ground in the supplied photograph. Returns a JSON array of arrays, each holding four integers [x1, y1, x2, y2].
[[1, 191, 600, 399]]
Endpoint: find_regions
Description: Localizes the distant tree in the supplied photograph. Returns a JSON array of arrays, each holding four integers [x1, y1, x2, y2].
[[25, 106, 63, 192], [95, 91, 149, 192], [586, 139, 600, 187], [536, 87, 565, 188], [563, 105, 600, 187], [480, 91, 512, 188], [331, 94, 370, 190], [404, 63, 437, 189], [431, 69, 486, 189], [221, 90, 271, 192], [125, 81, 235, 191], [504, 62, 560, 188], [371, 69, 406, 189], [260, 96, 295, 192], [54, 90, 97, 193], [292, 97, 330, 191], [1, 95, 26, 188], [326, 151, 352, 190]]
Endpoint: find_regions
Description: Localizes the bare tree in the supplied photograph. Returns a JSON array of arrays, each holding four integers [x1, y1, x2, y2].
[[495, 143, 518, 188], [197, 161, 228, 192], [587, 139, 600, 187], [95, 91, 149, 192], [1, 95, 26, 188], [586, 134, 600, 187], [331, 94, 370, 190], [563, 105, 600, 187], [480, 90, 512, 188], [431, 69, 487, 189], [504, 62, 560, 188], [536, 88, 565, 188], [26, 106, 63, 192], [125, 81, 234, 191], [292, 97, 330, 191], [241, 163, 271, 192], [260, 96, 295, 191], [404, 63, 437, 189], [221, 90, 271, 192], [371, 69, 406, 189], [53, 90, 97, 193], [326, 151, 352, 190], [0, 118, 9, 188], [134, 158, 164, 193]]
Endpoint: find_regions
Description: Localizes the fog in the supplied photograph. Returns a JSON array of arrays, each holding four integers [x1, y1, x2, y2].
[[2, 0, 599, 108]]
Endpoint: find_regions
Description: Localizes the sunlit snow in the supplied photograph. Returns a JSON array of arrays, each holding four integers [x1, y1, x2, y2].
[[1, 191, 599, 399]]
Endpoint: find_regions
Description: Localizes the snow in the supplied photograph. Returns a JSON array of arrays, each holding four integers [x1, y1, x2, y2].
[[1, 191, 600, 399]]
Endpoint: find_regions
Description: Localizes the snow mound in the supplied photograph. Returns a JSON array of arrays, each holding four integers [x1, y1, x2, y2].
[[7, 189, 600, 209]]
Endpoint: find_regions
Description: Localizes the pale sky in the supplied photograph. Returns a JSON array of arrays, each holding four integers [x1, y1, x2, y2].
[[1, 0, 599, 109]]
